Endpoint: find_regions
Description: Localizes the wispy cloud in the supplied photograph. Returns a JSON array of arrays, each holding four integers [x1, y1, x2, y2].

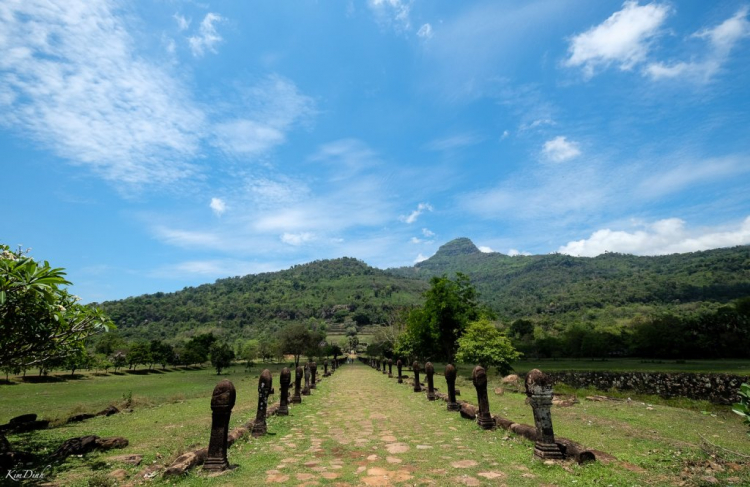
[[367, 0, 411, 33], [417, 23, 433, 39], [422, 228, 435, 237], [637, 155, 749, 199], [478, 246, 494, 253], [281, 232, 316, 246], [188, 12, 224, 57], [149, 259, 281, 278], [646, 7, 750, 82], [400, 203, 433, 224], [0, 0, 205, 187], [174, 13, 190, 31], [542, 136, 581, 163], [564, 1, 670, 78], [508, 248, 531, 256], [425, 133, 483, 151], [414, 253, 429, 263], [559, 216, 750, 256]]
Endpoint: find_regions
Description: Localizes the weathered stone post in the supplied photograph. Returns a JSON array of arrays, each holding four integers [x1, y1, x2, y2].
[[203, 379, 236, 471], [526, 369, 564, 459], [413, 361, 422, 392], [425, 362, 436, 401], [291, 365, 303, 403], [382, 359, 387, 374], [278, 367, 291, 416], [310, 361, 317, 389], [323, 359, 330, 377], [445, 364, 460, 411], [303, 364, 311, 395], [472, 366, 495, 430], [388, 359, 393, 378], [252, 370, 272, 437], [397, 359, 403, 383]]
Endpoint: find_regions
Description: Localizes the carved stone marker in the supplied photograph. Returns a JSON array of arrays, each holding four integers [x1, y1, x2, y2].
[[252, 370, 272, 437], [310, 361, 317, 389], [472, 366, 495, 430], [445, 364, 460, 411], [292, 365, 303, 403], [526, 369, 564, 459], [303, 364, 311, 395], [412, 361, 422, 392], [425, 362, 436, 401], [323, 359, 330, 377], [278, 367, 291, 416], [388, 358, 393, 378], [382, 359, 387, 374], [397, 359, 403, 383], [203, 379, 236, 471]]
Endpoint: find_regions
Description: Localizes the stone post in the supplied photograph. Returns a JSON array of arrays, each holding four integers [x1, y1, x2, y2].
[[397, 359, 403, 383], [472, 366, 495, 430], [323, 359, 329, 377], [291, 365, 303, 403], [413, 361, 422, 392], [526, 369, 563, 460], [445, 364, 460, 411], [252, 370, 272, 437], [203, 379, 236, 471], [382, 359, 387, 374], [310, 361, 317, 389], [425, 362, 436, 401], [388, 359, 393, 378], [278, 367, 291, 416], [303, 364, 311, 395]]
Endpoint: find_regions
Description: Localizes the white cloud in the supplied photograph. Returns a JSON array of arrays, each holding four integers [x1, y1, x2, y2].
[[368, 0, 411, 32], [501, 130, 510, 140], [310, 138, 380, 177], [565, 1, 670, 78], [559, 216, 750, 257], [414, 253, 428, 263], [174, 14, 190, 31], [425, 133, 482, 151], [281, 232, 316, 246], [508, 248, 531, 256], [646, 7, 750, 82], [188, 12, 224, 57], [153, 226, 225, 249], [400, 203, 433, 224], [422, 228, 435, 237], [637, 156, 748, 198], [542, 136, 581, 162], [150, 259, 279, 278], [519, 118, 555, 132], [0, 0, 205, 186], [478, 246, 494, 253], [417, 23, 433, 39], [210, 197, 226, 216], [212, 75, 315, 159], [410, 237, 422, 244]]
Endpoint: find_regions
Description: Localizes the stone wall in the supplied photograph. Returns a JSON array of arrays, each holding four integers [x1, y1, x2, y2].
[[546, 371, 749, 405]]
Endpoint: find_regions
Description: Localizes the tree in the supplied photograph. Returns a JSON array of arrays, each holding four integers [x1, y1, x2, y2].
[[210, 342, 234, 375], [127, 342, 152, 370], [279, 323, 312, 367], [455, 319, 521, 376], [0, 245, 112, 369], [150, 340, 175, 370]]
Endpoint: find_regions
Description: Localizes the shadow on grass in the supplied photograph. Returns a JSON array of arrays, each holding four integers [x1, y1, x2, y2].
[[0, 379, 19, 386], [125, 369, 164, 375], [20, 374, 90, 384]]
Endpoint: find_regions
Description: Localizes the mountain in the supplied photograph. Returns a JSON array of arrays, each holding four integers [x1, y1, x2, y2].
[[388, 238, 750, 323], [98, 238, 750, 342]]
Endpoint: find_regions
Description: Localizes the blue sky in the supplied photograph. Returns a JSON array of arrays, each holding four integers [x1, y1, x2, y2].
[[2, 0, 750, 303]]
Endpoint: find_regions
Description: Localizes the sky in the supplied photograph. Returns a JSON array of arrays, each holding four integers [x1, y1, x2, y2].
[[2, 0, 750, 303]]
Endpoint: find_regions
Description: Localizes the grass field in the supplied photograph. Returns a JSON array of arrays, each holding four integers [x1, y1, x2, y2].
[[2, 361, 749, 486]]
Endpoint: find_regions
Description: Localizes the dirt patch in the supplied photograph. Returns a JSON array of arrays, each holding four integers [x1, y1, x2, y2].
[[451, 460, 479, 469]]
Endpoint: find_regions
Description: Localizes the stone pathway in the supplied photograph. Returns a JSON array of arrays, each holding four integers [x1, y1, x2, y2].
[[229, 363, 519, 486]]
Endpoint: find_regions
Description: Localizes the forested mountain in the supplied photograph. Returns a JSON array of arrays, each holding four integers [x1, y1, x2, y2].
[[388, 238, 750, 325], [98, 257, 427, 342], [98, 238, 750, 343]]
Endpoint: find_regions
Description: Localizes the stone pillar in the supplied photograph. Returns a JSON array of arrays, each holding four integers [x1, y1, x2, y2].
[[278, 367, 291, 416], [425, 362, 436, 401], [472, 366, 495, 430], [291, 365, 303, 403], [204, 379, 236, 471], [310, 361, 317, 389], [413, 361, 422, 392], [323, 359, 330, 377], [382, 359, 387, 374], [397, 360, 403, 384], [526, 369, 563, 460], [388, 359, 393, 378], [252, 370, 272, 437], [445, 364, 460, 411], [303, 364, 311, 395]]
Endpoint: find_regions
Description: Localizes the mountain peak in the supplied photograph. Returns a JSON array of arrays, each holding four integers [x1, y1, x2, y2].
[[433, 238, 481, 258]]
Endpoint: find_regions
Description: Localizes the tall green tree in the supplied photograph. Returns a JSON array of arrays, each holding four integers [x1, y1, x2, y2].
[[279, 323, 312, 367], [455, 318, 521, 375], [209, 342, 234, 375], [0, 245, 112, 369]]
